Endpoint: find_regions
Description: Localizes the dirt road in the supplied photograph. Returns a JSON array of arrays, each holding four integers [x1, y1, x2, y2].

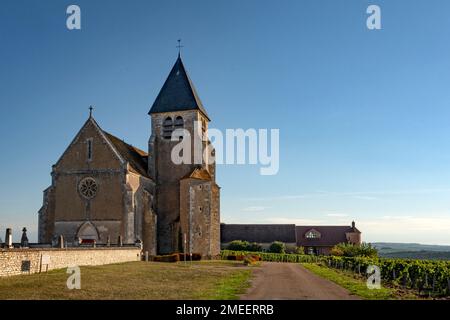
[[240, 262, 361, 300]]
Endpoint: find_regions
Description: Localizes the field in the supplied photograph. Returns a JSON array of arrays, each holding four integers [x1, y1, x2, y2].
[[0, 261, 252, 300], [372, 242, 450, 260]]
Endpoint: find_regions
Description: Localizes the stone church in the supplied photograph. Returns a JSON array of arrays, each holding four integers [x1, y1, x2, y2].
[[38, 56, 221, 257]]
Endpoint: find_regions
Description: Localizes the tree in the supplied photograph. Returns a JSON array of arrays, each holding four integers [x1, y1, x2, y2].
[[330, 242, 378, 258], [227, 240, 249, 251], [246, 242, 263, 252], [268, 241, 286, 254]]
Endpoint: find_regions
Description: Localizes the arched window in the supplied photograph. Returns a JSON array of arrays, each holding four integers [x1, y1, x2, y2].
[[174, 116, 184, 129], [162, 117, 173, 139]]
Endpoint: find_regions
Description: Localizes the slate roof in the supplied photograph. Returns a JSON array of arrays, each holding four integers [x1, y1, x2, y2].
[[296, 225, 360, 247], [220, 224, 297, 243], [103, 132, 149, 177], [149, 56, 210, 120]]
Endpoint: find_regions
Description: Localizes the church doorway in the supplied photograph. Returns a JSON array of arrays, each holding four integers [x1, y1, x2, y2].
[[76, 221, 99, 244]]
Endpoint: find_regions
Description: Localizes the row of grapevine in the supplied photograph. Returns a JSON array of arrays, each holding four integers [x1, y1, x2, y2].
[[220, 250, 450, 296], [220, 250, 319, 263], [321, 255, 450, 296]]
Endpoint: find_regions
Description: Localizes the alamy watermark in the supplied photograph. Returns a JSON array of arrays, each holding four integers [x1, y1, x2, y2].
[[367, 5, 382, 30], [366, 265, 381, 289], [66, 265, 81, 290], [170, 122, 279, 176], [66, 5, 81, 30]]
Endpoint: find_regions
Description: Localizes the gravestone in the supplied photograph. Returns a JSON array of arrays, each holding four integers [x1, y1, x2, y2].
[[5, 228, 13, 248], [40, 254, 51, 273], [59, 235, 64, 248]]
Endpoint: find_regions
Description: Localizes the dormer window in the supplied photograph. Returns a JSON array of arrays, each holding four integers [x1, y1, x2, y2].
[[305, 229, 321, 239], [162, 117, 173, 139]]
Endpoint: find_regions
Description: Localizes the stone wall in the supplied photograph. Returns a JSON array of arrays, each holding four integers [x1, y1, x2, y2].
[[0, 247, 141, 277], [180, 179, 221, 258]]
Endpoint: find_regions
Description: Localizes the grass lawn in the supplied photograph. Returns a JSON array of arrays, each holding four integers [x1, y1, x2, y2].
[[0, 261, 252, 300], [302, 263, 417, 300]]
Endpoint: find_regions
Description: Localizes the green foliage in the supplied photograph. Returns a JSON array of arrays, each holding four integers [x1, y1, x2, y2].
[[221, 250, 320, 263], [226, 240, 263, 252], [302, 263, 398, 300], [295, 246, 305, 255], [247, 242, 263, 252], [227, 240, 250, 251], [331, 242, 378, 258], [322, 255, 450, 296], [268, 241, 286, 254], [330, 246, 344, 256]]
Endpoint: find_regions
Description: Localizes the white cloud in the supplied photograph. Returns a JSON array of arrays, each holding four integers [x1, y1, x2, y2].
[[264, 217, 327, 225], [242, 206, 269, 212], [245, 188, 450, 202], [326, 213, 349, 217]]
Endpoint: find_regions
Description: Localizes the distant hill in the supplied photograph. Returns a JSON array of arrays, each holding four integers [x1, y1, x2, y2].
[[371, 242, 450, 260]]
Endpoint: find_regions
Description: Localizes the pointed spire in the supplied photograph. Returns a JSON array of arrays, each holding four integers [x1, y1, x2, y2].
[[149, 56, 210, 120], [89, 106, 94, 118]]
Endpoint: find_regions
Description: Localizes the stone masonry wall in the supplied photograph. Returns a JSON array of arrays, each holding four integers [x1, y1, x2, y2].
[[0, 247, 141, 277]]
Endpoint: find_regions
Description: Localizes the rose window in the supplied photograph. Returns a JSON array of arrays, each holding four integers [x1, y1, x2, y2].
[[78, 177, 98, 199]]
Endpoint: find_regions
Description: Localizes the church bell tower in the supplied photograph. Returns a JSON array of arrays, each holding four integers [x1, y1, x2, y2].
[[148, 55, 219, 256]]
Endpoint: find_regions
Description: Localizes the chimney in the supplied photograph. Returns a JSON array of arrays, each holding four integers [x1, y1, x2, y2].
[[352, 221, 356, 229]]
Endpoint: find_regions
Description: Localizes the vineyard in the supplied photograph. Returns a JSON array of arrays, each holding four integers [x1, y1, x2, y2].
[[221, 250, 320, 263], [220, 250, 450, 296], [322, 255, 450, 296]]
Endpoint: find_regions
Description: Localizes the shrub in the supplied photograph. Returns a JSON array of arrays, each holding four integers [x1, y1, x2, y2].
[[330, 246, 344, 256], [295, 246, 305, 255], [177, 253, 202, 261], [268, 241, 286, 254], [247, 242, 263, 252], [226, 240, 263, 252], [220, 250, 319, 263], [243, 254, 261, 266], [227, 240, 250, 251], [331, 242, 378, 258], [153, 254, 180, 263]]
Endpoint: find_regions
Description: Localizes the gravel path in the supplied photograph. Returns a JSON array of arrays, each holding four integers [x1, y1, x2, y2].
[[240, 262, 361, 300]]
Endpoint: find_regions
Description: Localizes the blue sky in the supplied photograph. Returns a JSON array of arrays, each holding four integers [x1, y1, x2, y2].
[[1, 0, 450, 244]]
